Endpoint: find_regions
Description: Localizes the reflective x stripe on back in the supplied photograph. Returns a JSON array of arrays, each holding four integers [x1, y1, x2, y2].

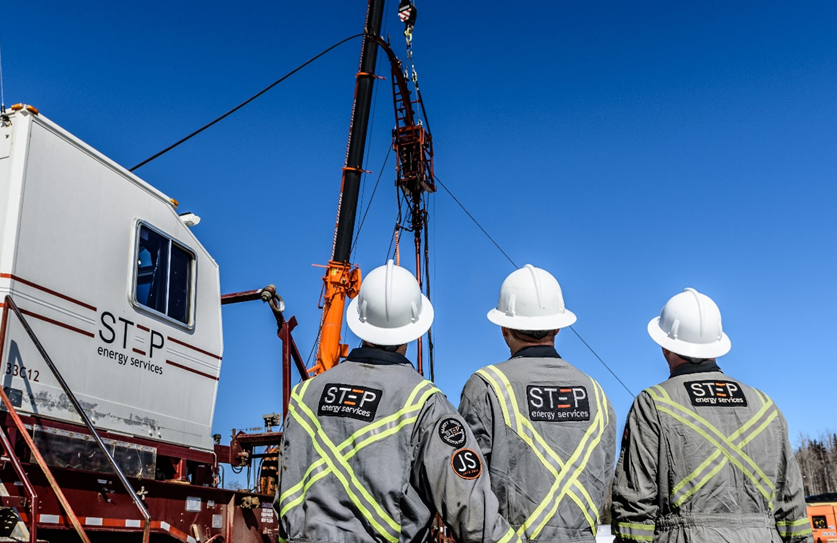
[[476, 365, 607, 540], [279, 379, 441, 543], [647, 385, 777, 508]]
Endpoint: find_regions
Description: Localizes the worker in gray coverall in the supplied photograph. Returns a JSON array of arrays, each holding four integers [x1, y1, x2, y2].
[[459, 264, 616, 542], [612, 288, 812, 543], [275, 260, 519, 543]]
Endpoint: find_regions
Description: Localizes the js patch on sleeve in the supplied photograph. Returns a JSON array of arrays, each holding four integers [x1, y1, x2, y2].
[[451, 448, 482, 479], [684, 380, 748, 407], [318, 383, 383, 422], [438, 418, 467, 447], [526, 385, 590, 422]]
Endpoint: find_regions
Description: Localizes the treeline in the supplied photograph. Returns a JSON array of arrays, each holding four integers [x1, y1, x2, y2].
[[796, 432, 837, 497]]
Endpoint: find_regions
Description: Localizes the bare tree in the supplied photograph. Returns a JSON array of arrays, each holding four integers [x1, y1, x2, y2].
[[795, 431, 837, 496]]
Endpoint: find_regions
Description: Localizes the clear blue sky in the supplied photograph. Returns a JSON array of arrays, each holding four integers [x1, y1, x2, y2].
[[5, 1, 835, 485]]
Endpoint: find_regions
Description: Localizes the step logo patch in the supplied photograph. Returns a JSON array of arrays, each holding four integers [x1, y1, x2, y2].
[[439, 418, 467, 447], [318, 384, 383, 422], [684, 380, 748, 407], [526, 385, 590, 422], [451, 448, 482, 479]]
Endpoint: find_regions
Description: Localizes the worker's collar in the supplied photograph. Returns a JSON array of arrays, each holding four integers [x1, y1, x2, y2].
[[669, 359, 722, 379], [512, 345, 561, 359], [344, 347, 413, 367]]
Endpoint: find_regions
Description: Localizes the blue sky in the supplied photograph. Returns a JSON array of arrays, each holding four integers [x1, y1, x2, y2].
[[5, 1, 835, 485]]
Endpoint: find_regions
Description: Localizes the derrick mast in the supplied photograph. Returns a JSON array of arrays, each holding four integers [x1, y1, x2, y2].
[[386, 31, 436, 375]]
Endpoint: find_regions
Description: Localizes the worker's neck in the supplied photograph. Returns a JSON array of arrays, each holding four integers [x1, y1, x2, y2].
[[664, 349, 715, 374], [509, 340, 555, 357], [503, 327, 557, 357], [361, 341, 408, 355]]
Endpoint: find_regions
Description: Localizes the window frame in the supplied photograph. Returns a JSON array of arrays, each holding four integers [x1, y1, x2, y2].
[[131, 220, 197, 329]]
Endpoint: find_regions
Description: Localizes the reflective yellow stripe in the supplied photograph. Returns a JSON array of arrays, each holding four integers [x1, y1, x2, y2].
[[618, 522, 655, 529], [479, 366, 605, 539], [651, 384, 670, 401], [650, 388, 774, 488], [648, 389, 775, 507], [278, 381, 326, 510], [669, 392, 778, 507], [288, 405, 397, 541], [290, 395, 401, 542], [615, 521, 655, 541], [281, 382, 437, 503], [478, 366, 596, 534], [522, 409, 599, 529], [672, 451, 727, 507], [777, 517, 813, 537], [657, 404, 773, 504], [781, 528, 813, 537], [777, 517, 813, 536], [280, 467, 330, 517], [524, 391, 601, 536], [297, 379, 312, 397], [279, 380, 441, 540], [477, 368, 515, 429], [527, 379, 605, 540], [729, 393, 773, 440], [651, 387, 777, 503], [497, 526, 517, 543], [482, 361, 600, 533], [340, 382, 440, 457], [777, 518, 812, 527]]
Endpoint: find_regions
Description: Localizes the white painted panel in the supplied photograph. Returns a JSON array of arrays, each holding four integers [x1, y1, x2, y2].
[[0, 111, 222, 450]]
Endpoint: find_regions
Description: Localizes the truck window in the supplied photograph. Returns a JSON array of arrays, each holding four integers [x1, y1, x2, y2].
[[135, 224, 194, 325], [813, 515, 827, 529]]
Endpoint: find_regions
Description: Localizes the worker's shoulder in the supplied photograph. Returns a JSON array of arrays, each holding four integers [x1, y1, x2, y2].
[[499, 355, 604, 386], [302, 358, 430, 395], [657, 370, 760, 393]]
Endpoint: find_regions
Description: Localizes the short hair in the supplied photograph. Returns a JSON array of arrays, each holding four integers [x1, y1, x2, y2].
[[681, 355, 709, 364], [510, 329, 555, 341]]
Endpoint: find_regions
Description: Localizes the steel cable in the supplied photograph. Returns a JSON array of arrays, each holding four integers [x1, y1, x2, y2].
[[130, 33, 366, 171], [434, 174, 634, 398]]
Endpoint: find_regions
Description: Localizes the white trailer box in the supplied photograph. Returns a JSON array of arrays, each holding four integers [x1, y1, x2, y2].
[[0, 107, 223, 450]]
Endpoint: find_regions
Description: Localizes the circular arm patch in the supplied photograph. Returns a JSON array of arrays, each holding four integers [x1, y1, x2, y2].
[[439, 418, 467, 447], [451, 448, 482, 479]]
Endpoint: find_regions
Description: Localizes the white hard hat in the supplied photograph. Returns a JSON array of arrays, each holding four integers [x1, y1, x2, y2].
[[647, 288, 731, 359], [487, 264, 577, 330], [347, 260, 433, 346]]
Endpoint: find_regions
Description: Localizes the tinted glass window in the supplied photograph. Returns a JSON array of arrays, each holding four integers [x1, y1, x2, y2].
[[135, 224, 193, 325], [813, 516, 827, 529], [136, 227, 169, 314], [168, 245, 192, 324]]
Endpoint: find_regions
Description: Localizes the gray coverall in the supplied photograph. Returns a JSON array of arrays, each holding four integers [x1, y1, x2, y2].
[[275, 347, 519, 543], [459, 345, 617, 543], [611, 361, 812, 543]]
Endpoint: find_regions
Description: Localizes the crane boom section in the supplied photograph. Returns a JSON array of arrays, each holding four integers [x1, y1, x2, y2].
[[311, 0, 385, 376]]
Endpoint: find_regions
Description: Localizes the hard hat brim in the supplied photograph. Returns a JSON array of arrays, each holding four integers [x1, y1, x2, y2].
[[647, 316, 731, 359], [347, 293, 434, 346], [486, 307, 577, 330]]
